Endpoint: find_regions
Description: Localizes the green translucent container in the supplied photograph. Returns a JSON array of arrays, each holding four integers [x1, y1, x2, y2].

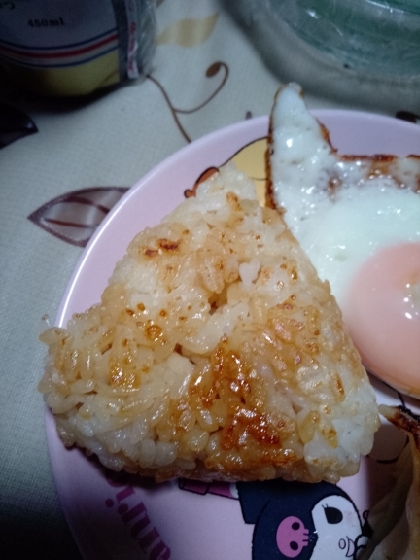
[[268, 0, 420, 77]]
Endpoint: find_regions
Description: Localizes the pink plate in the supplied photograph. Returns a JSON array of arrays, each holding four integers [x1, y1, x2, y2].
[[46, 112, 420, 560]]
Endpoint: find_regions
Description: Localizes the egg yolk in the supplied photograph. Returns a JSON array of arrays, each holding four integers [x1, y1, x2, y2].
[[344, 242, 420, 397]]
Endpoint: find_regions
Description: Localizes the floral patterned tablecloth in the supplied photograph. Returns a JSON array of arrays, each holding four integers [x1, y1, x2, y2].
[[1, 1, 419, 559]]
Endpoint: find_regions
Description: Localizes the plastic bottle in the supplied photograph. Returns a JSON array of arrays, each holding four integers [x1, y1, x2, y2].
[[0, 0, 156, 96]]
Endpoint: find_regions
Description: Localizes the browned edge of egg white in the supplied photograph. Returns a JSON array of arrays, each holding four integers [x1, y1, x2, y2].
[[380, 404, 420, 450], [265, 86, 420, 212]]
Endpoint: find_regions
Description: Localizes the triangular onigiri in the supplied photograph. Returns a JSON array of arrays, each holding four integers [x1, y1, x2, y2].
[[39, 158, 379, 483]]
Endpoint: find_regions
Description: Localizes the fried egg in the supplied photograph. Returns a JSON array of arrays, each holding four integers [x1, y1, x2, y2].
[[269, 84, 420, 397]]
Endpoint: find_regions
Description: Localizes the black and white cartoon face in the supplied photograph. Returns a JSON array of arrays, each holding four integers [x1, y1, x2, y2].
[[179, 478, 370, 560], [237, 479, 368, 560], [308, 495, 365, 559]]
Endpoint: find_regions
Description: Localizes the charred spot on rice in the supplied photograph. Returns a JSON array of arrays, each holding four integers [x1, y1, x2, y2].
[[39, 165, 379, 483]]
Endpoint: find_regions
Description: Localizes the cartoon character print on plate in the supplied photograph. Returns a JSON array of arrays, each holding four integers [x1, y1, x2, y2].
[[184, 136, 268, 204], [180, 478, 371, 560]]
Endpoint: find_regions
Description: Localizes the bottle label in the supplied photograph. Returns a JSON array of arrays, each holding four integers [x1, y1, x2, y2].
[[0, 1, 118, 67], [0, 0, 155, 95]]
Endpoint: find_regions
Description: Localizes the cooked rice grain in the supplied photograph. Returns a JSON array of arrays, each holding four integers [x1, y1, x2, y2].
[[39, 164, 379, 483]]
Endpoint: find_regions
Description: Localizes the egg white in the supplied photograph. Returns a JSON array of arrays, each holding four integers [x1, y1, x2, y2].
[[269, 84, 420, 310]]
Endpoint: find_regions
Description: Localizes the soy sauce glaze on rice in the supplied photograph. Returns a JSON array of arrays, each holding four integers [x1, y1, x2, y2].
[[39, 163, 379, 483]]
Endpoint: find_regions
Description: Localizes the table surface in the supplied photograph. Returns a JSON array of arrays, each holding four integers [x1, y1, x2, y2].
[[1, 1, 419, 559]]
